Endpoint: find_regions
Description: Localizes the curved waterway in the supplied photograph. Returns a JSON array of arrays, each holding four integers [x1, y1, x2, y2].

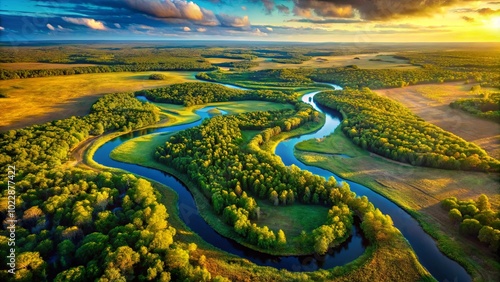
[[276, 85, 471, 281], [94, 106, 367, 272], [93, 82, 470, 280]]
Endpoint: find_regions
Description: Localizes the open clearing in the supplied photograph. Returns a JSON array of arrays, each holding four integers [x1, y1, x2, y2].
[[374, 82, 500, 159], [250, 53, 419, 71], [0, 71, 196, 131], [296, 127, 500, 281], [0, 62, 97, 70]]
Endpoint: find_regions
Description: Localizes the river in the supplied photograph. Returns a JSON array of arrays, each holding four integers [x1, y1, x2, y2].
[[93, 81, 470, 281]]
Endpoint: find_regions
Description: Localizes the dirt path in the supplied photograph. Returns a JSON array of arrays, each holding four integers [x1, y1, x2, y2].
[[62, 136, 100, 170], [374, 82, 500, 159]]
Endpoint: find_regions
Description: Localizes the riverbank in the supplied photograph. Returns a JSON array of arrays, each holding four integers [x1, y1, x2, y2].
[[295, 126, 500, 281]]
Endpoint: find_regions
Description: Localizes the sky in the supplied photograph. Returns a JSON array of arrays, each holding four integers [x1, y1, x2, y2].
[[0, 0, 499, 42]]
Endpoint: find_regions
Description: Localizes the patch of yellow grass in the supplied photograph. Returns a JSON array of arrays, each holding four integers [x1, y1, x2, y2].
[[0, 71, 197, 131]]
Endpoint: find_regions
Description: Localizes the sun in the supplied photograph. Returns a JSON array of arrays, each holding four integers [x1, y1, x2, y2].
[[491, 17, 500, 29]]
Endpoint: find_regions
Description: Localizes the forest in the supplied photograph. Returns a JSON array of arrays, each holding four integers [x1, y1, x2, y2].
[[0, 94, 214, 281], [154, 105, 394, 254], [314, 88, 499, 172]]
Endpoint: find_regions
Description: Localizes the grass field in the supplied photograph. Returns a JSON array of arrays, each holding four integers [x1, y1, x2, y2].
[[296, 126, 500, 281], [374, 82, 500, 159], [0, 62, 97, 70], [255, 199, 329, 237], [0, 71, 197, 131], [250, 53, 419, 71]]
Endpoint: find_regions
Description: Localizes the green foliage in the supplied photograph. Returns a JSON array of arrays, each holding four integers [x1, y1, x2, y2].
[[148, 73, 168, 80], [0, 93, 159, 176], [450, 93, 500, 123], [139, 82, 299, 107], [441, 195, 500, 253], [315, 88, 499, 172], [155, 107, 346, 251], [0, 46, 216, 80]]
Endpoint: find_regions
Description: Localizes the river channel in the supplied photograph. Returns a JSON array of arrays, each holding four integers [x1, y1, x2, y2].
[[92, 81, 470, 281]]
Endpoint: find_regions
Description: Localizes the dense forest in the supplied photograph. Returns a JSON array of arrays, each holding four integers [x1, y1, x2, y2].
[[314, 88, 499, 172], [0, 94, 214, 280], [148, 91, 396, 255], [450, 93, 500, 123], [441, 195, 500, 255]]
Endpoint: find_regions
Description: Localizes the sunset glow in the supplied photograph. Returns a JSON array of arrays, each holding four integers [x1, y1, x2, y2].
[[0, 1, 499, 42]]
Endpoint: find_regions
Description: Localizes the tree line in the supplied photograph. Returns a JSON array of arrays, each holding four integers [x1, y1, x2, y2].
[[450, 93, 500, 123], [314, 88, 499, 172], [138, 82, 299, 106]]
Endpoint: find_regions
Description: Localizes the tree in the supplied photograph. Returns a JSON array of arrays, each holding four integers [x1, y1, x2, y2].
[[459, 219, 482, 237], [277, 229, 287, 246], [477, 194, 491, 212], [448, 208, 462, 223]]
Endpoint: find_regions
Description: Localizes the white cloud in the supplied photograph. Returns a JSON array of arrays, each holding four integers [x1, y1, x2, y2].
[[62, 17, 107, 30], [0, 26, 4, 31], [197, 27, 207, 32], [46, 24, 55, 31], [183, 26, 191, 31], [253, 28, 268, 36], [241, 6, 247, 10], [57, 25, 65, 30], [266, 27, 273, 31], [114, 23, 121, 28]]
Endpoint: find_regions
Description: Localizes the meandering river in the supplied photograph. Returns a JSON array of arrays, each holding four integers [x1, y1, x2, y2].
[[92, 81, 470, 281]]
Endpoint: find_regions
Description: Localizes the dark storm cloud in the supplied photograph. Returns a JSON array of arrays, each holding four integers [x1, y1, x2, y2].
[[292, 0, 485, 20]]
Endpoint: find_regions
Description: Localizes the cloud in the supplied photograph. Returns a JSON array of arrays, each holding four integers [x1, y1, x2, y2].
[[293, 0, 354, 18], [0, 26, 5, 31], [276, 4, 290, 14], [114, 23, 122, 28], [216, 13, 250, 27], [291, 0, 473, 20], [261, 0, 275, 14], [288, 18, 363, 24], [62, 17, 107, 30], [125, 0, 204, 20], [462, 16, 475, 22], [183, 26, 191, 31], [266, 27, 273, 31], [47, 23, 55, 31], [477, 8, 500, 16], [197, 27, 207, 32], [241, 6, 247, 10], [252, 28, 268, 36]]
